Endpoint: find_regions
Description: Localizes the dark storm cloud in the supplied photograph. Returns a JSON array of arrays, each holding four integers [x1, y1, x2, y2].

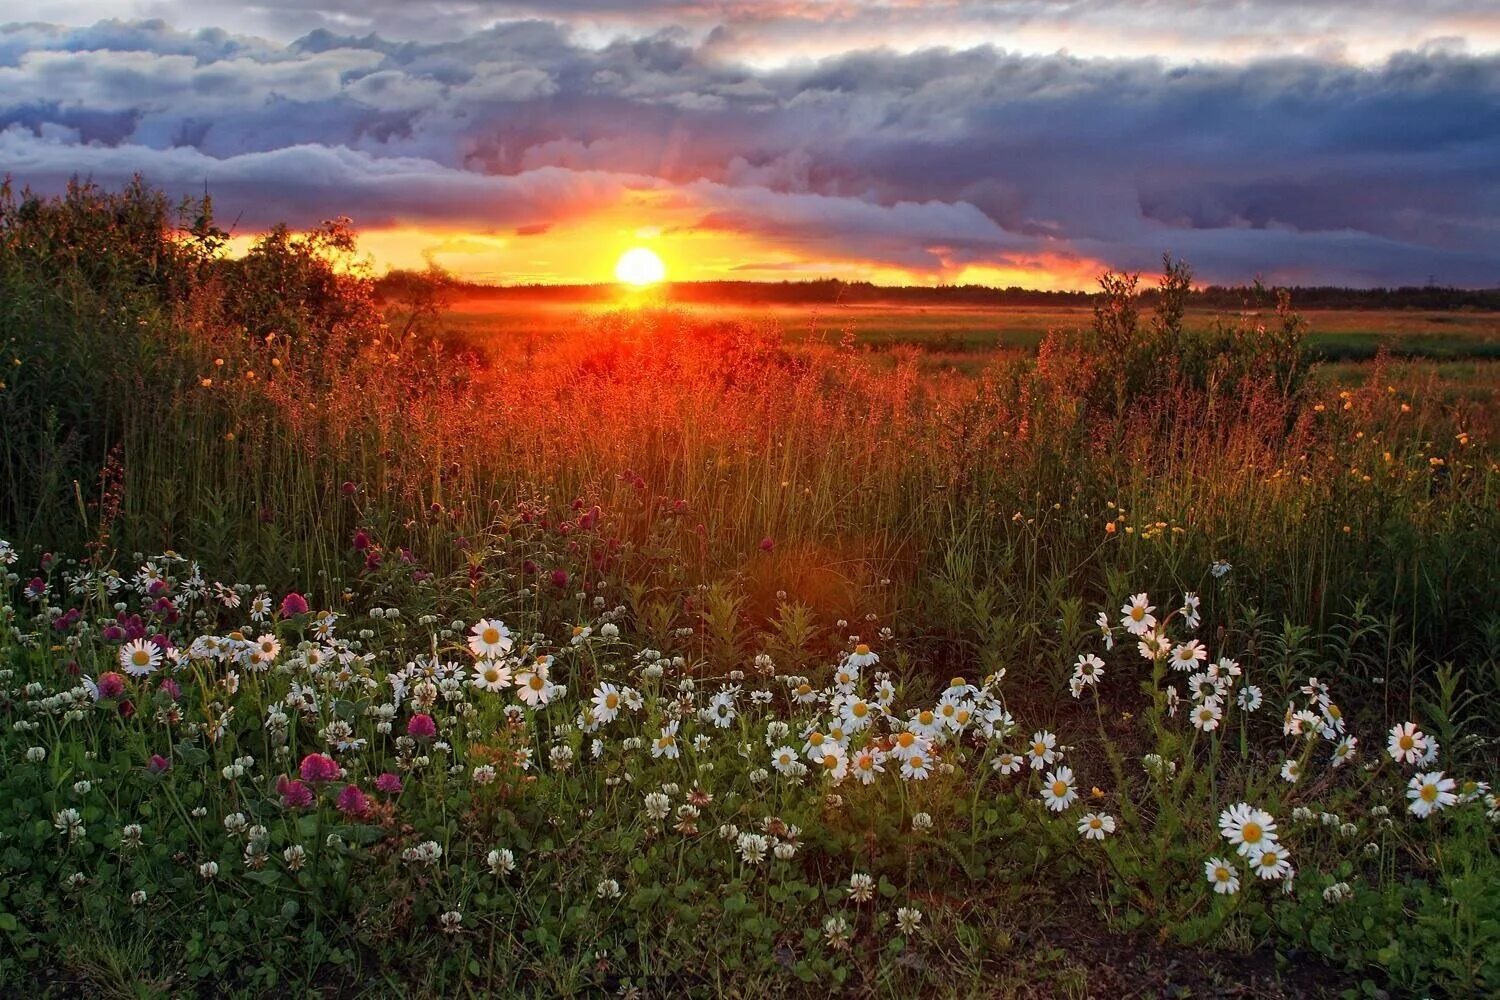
[[1, 16, 1497, 284]]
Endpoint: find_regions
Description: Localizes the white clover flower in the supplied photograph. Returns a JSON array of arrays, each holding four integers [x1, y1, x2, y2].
[[642, 792, 671, 822], [485, 848, 516, 875], [895, 906, 923, 935], [848, 872, 875, 903]]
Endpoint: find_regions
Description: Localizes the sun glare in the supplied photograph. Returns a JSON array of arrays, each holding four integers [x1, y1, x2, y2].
[[615, 246, 666, 286]]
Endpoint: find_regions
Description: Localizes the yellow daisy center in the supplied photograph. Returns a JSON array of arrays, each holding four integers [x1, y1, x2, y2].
[[1242, 822, 1262, 842], [482, 628, 500, 644]]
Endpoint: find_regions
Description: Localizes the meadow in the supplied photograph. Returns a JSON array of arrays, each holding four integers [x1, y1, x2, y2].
[[1, 182, 1497, 997]]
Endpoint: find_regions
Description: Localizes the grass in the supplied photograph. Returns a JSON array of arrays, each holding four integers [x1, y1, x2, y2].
[[435, 296, 1500, 373], [1, 182, 1497, 997]]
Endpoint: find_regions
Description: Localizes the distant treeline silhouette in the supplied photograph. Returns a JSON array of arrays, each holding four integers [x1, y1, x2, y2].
[[383, 274, 1500, 311]]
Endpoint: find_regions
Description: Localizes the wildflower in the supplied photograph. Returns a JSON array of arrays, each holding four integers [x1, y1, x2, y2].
[[848, 872, 875, 903], [1078, 812, 1116, 840], [1120, 593, 1156, 636], [119, 638, 162, 677], [438, 910, 463, 934], [468, 619, 513, 658], [1251, 847, 1292, 880], [1138, 631, 1171, 661], [592, 683, 624, 724], [651, 721, 680, 759], [1181, 593, 1201, 629], [1237, 685, 1263, 712], [487, 848, 516, 875], [597, 878, 622, 899], [199, 861, 219, 880], [1170, 641, 1208, 672], [770, 745, 801, 775], [895, 906, 923, 935], [1210, 559, 1232, 578], [281, 843, 310, 871], [1041, 767, 1078, 812], [1191, 699, 1223, 732], [121, 824, 143, 849], [472, 660, 513, 692], [911, 812, 933, 832], [1386, 722, 1428, 765], [148, 753, 171, 774], [1072, 653, 1105, 692], [1096, 610, 1115, 650], [1204, 857, 1240, 895], [472, 765, 497, 786], [277, 775, 314, 809], [299, 753, 340, 783], [407, 713, 437, 739], [737, 832, 769, 865], [1331, 736, 1358, 768], [375, 772, 402, 794], [817, 747, 850, 782], [1280, 759, 1301, 783], [643, 792, 671, 822], [849, 747, 885, 784], [96, 671, 126, 700], [846, 643, 879, 668], [25, 746, 45, 763], [1323, 881, 1352, 903], [1407, 771, 1457, 818], [992, 751, 1022, 775], [515, 660, 553, 707], [336, 784, 370, 817], [1027, 730, 1058, 770], [899, 751, 933, 781], [279, 592, 309, 617], [130, 890, 147, 907], [704, 691, 737, 728], [823, 914, 851, 950], [53, 808, 84, 841], [1219, 803, 1278, 858]]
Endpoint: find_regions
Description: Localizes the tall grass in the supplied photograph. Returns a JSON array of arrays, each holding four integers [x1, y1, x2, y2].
[[2, 181, 1496, 720]]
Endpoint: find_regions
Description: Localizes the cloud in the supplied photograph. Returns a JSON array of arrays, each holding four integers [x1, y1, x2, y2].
[[0, 15, 1497, 284]]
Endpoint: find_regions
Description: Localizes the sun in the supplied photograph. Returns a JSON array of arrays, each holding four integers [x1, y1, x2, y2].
[[614, 246, 666, 286]]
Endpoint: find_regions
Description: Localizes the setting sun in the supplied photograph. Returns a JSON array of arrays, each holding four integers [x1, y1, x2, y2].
[[614, 246, 666, 286]]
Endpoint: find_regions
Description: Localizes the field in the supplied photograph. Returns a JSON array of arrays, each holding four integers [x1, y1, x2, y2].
[[1, 185, 1498, 997], [439, 296, 1500, 411]]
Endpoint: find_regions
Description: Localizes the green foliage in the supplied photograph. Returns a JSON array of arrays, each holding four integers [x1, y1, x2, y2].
[[0, 180, 1497, 995]]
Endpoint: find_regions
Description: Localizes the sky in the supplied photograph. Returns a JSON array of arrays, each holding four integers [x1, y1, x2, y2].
[[2, 2, 1498, 288]]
